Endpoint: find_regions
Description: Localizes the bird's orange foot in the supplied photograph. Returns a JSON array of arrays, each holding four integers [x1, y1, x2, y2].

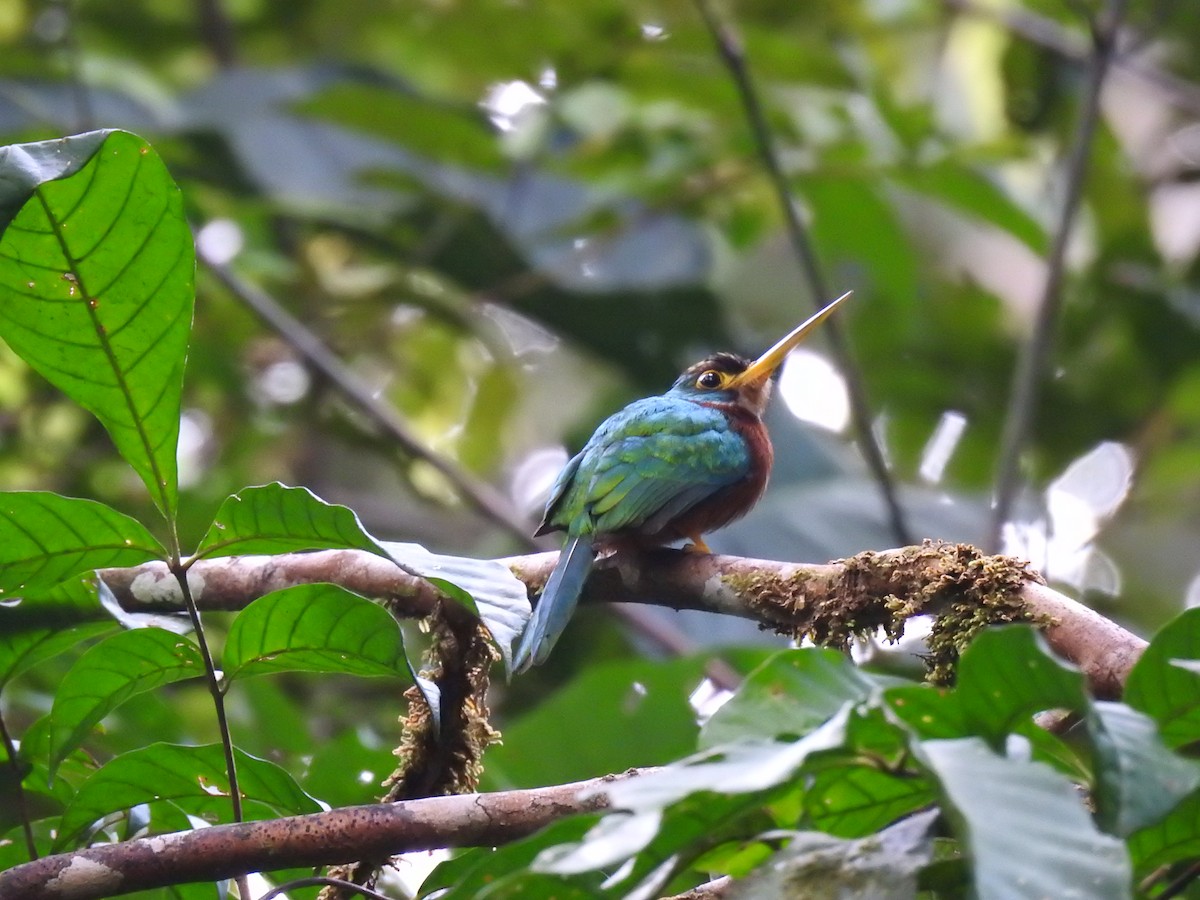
[[683, 535, 712, 554]]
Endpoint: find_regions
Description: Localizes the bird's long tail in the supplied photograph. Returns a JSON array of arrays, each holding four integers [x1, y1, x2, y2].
[[513, 534, 595, 672]]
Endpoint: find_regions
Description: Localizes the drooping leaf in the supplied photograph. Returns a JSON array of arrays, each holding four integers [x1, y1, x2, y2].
[[192, 482, 388, 560], [0, 130, 194, 518], [919, 737, 1131, 899], [1087, 700, 1200, 837], [1125, 608, 1200, 748], [699, 648, 877, 750], [0, 492, 164, 594], [55, 742, 320, 848], [48, 627, 204, 774], [381, 541, 530, 673], [0, 578, 116, 688], [221, 584, 411, 683]]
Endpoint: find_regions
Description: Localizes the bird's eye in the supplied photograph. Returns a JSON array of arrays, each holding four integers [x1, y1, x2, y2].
[[697, 370, 723, 389]]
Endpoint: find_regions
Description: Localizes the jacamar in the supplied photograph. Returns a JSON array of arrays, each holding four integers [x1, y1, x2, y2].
[[513, 291, 851, 672]]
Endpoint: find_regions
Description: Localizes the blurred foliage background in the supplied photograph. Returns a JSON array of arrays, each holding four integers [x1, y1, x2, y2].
[[1, 0, 1199, 845]]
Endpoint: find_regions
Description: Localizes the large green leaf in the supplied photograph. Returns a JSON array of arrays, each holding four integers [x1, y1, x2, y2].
[[0, 492, 164, 594], [48, 627, 204, 774], [192, 482, 388, 560], [1125, 608, 1200, 748], [221, 583, 411, 683], [887, 626, 1086, 747], [1087, 701, 1200, 837], [920, 737, 1131, 899], [55, 742, 320, 849], [0, 130, 194, 518], [953, 626, 1088, 745], [699, 648, 877, 750], [0, 579, 116, 688]]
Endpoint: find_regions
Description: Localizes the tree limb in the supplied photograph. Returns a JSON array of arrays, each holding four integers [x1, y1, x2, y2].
[[0, 772, 628, 900], [102, 542, 1145, 698]]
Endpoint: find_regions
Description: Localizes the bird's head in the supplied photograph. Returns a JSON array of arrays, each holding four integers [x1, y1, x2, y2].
[[668, 290, 852, 417]]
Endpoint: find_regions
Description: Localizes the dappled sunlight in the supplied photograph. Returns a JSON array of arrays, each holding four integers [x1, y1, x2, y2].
[[777, 348, 849, 433], [510, 445, 569, 519], [918, 410, 968, 484], [1002, 441, 1133, 596]]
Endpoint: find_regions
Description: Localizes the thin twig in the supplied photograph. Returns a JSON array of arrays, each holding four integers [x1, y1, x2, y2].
[[1155, 860, 1200, 900], [0, 709, 38, 861], [690, 0, 912, 547], [987, 0, 1130, 552], [167, 557, 249, 900]]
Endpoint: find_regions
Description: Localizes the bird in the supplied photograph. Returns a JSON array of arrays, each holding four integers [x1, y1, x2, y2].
[[512, 291, 852, 673]]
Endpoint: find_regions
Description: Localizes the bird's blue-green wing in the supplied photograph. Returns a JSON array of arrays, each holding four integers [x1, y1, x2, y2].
[[553, 397, 750, 534]]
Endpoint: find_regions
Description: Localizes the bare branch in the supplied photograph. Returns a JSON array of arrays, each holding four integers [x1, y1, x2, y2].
[[102, 543, 1145, 698], [987, 0, 1131, 551], [0, 772, 629, 900], [690, 0, 912, 547]]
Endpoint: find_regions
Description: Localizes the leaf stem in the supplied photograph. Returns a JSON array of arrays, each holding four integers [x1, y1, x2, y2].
[[0, 707, 38, 861], [986, 0, 1130, 552], [690, 0, 912, 546], [166, 553, 250, 898]]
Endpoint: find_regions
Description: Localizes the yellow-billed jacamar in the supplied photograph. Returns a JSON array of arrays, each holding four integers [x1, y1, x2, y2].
[[513, 291, 851, 672]]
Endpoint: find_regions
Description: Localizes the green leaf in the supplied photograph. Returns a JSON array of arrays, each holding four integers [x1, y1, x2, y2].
[[953, 626, 1087, 745], [699, 648, 877, 750], [887, 627, 1086, 747], [481, 657, 707, 791], [222, 584, 411, 683], [0, 130, 194, 518], [1087, 700, 1200, 837], [889, 160, 1048, 254], [55, 742, 320, 848], [193, 482, 388, 559], [1128, 788, 1200, 874], [920, 737, 1131, 899], [802, 707, 934, 838], [48, 627, 204, 774], [0, 492, 164, 594], [1125, 608, 1200, 748], [0, 579, 116, 688], [0, 131, 111, 232]]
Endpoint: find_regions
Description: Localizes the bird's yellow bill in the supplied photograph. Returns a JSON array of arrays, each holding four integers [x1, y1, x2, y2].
[[730, 290, 852, 388]]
